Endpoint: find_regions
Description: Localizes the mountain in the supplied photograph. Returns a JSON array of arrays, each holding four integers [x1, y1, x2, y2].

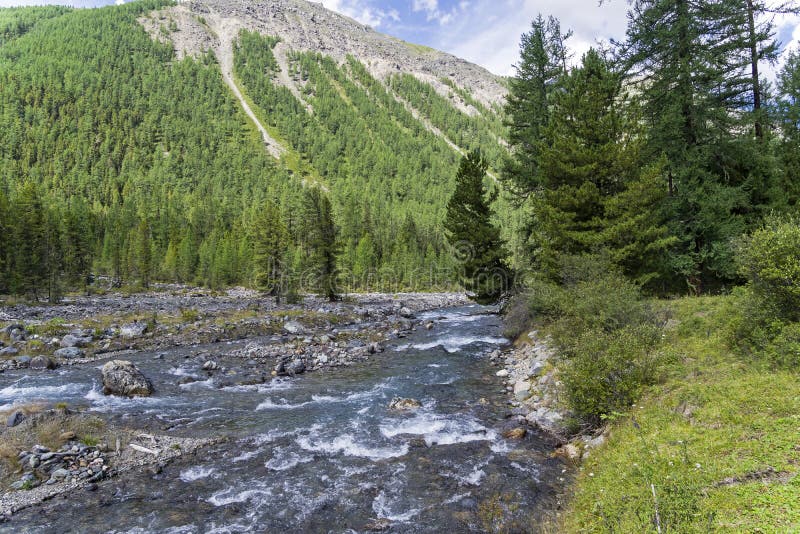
[[0, 0, 509, 294]]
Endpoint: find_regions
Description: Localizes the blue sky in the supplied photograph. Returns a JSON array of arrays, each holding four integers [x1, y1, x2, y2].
[[2, 0, 799, 77]]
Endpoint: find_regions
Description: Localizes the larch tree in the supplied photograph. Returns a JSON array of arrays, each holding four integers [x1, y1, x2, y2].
[[444, 151, 510, 304]]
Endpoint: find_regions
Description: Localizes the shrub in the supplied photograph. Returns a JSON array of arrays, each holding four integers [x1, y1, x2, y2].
[[561, 325, 667, 427], [737, 215, 800, 321], [734, 216, 800, 368]]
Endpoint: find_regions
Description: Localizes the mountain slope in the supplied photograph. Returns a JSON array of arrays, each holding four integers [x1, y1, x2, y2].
[[0, 0, 510, 293]]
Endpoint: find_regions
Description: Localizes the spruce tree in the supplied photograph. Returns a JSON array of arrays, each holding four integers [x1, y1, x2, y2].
[[11, 182, 49, 299], [251, 199, 289, 300], [301, 187, 339, 301], [444, 151, 510, 304], [503, 14, 571, 197]]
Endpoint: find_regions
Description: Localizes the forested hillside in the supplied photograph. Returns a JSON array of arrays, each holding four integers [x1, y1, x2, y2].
[[0, 0, 507, 299]]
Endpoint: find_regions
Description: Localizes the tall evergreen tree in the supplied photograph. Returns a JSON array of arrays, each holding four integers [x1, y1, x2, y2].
[[777, 48, 800, 207], [251, 199, 290, 300], [619, 0, 780, 290], [503, 14, 571, 197], [445, 151, 510, 304], [301, 187, 339, 301], [10, 182, 48, 299]]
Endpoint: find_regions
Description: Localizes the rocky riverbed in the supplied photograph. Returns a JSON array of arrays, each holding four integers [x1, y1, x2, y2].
[[1, 291, 571, 532]]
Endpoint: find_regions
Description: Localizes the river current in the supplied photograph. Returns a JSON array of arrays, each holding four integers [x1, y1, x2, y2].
[[1, 305, 566, 533]]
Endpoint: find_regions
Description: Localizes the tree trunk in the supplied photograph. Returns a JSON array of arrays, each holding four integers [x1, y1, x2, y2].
[[746, 0, 763, 139]]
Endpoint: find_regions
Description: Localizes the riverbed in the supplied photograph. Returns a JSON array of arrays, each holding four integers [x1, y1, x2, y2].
[[1, 304, 567, 533]]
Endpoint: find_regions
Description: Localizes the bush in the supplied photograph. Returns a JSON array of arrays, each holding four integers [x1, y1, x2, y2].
[[734, 216, 800, 368], [561, 325, 667, 427], [507, 254, 668, 429], [737, 215, 800, 320]]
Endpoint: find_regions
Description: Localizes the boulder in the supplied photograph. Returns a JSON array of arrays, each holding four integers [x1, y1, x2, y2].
[[495, 369, 509, 378], [283, 321, 305, 335], [9, 328, 26, 343], [285, 358, 306, 376], [59, 334, 90, 348], [14, 355, 32, 367], [6, 411, 25, 428], [101, 360, 154, 397], [513, 380, 531, 401], [367, 342, 383, 354], [54, 347, 84, 359], [3, 324, 24, 336], [0, 346, 19, 356], [388, 397, 422, 410], [202, 360, 219, 371], [120, 322, 148, 339], [502, 427, 527, 440], [30, 355, 57, 370], [398, 306, 414, 319]]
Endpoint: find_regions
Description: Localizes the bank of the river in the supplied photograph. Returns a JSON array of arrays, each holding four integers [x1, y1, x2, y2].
[[0, 292, 571, 532], [562, 296, 800, 532]]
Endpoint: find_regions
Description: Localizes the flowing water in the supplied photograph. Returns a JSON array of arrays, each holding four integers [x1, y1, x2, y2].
[[2, 306, 567, 533]]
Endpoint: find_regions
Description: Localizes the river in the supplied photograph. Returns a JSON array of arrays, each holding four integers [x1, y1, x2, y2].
[[1, 305, 567, 533]]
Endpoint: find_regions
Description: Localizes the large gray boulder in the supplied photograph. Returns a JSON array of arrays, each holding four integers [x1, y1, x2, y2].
[[282, 321, 305, 335], [101, 360, 154, 397], [59, 334, 91, 348], [120, 322, 148, 339], [54, 347, 84, 359], [30, 355, 57, 370]]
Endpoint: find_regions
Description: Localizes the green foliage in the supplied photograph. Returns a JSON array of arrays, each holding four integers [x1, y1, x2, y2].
[[560, 324, 666, 427], [300, 187, 339, 301], [513, 256, 667, 428], [733, 216, 800, 368], [250, 199, 290, 298], [444, 151, 510, 304], [565, 296, 800, 533]]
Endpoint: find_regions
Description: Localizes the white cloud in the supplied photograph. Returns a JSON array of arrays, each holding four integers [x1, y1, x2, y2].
[[411, 0, 460, 26], [115, 0, 124, 4], [319, 0, 401, 27]]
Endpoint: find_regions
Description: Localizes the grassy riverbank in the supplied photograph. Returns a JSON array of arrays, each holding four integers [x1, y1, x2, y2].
[[563, 295, 800, 532]]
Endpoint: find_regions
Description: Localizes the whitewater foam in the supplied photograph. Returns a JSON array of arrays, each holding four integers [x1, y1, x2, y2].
[[296, 434, 409, 460], [180, 465, 216, 482]]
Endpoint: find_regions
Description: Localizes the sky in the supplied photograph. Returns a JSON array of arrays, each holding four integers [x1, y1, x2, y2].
[[2, 0, 800, 77]]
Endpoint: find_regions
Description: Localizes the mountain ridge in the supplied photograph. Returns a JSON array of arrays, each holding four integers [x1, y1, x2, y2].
[[138, 0, 507, 111]]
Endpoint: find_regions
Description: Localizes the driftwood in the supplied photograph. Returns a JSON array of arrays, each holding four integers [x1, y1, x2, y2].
[[129, 443, 160, 456]]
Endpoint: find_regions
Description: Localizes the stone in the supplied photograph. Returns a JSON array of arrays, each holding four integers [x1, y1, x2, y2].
[[59, 334, 90, 348], [529, 361, 546, 378], [30, 355, 57, 370], [120, 322, 148, 339], [202, 360, 219, 371], [502, 427, 527, 440], [424, 322, 434, 330], [51, 468, 70, 480], [10, 328, 26, 343], [285, 358, 306, 376], [101, 360, 154, 397], [60, 431, 76, 441], [29, 455, 40, 468], [14, 355, 31, 366], [398, 306, 414, 319], [513, 380, 531, 401], [0, 346, 19, 356], [54, 347, 84, 359], [282, 321, 305, 335], [367, 342, 383, 354], [365, 518, 392, 531], [388, 397, 422, 410], [6, 411, 25, 428], [3, 324, 24, 336], [559, 443, 581, 460], [495, 369, 509, 378]]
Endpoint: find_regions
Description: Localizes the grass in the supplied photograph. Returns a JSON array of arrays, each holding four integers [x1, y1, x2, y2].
[[561, 295, 800, 532], [0, 406, 111, 487]]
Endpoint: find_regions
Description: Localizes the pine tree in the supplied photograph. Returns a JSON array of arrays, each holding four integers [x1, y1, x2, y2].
[[10, 182, 49, 299], [301, 187, 339, 301], [251, 199, 289, 300], [619, 0, 778, 290], [778, 49, 800, 207], [0, 189, 8, 293], [444, 151, 510, 304], [503, 14, 571, 197], [135, 219, 152, 289]]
